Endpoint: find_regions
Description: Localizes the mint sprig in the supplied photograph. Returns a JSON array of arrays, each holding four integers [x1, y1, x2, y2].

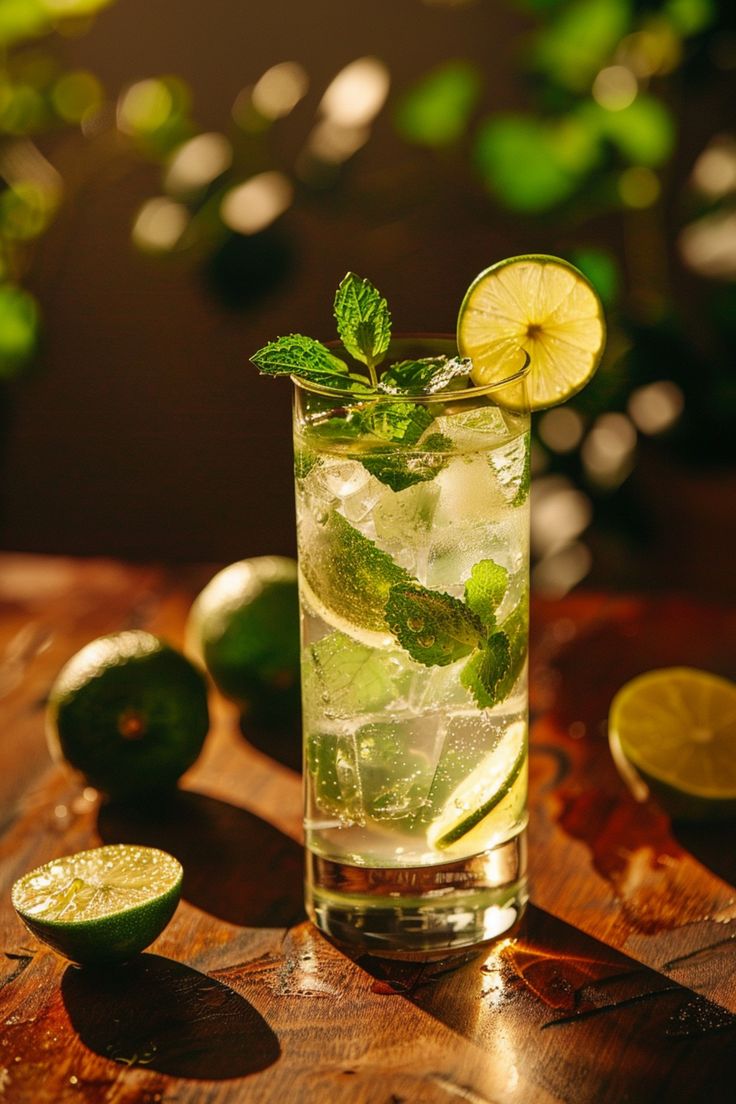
[[334, 272, 391, 385], [382, 554, 526, 709], [251, 273, 474, 395]]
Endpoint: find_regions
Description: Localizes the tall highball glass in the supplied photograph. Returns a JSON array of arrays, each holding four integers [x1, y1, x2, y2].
[[294, 337, 530, 956]]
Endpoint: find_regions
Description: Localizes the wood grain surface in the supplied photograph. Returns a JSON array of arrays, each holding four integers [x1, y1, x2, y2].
[[0, 554, 734, 1103]]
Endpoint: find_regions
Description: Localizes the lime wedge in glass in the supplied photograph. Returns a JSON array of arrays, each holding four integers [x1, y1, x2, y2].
[[609, 667, 736, 821], [299, 510, 412, 644], [458, 254, 606, 410], [427, 720, 527, 853], [12, 844, 183, 965]]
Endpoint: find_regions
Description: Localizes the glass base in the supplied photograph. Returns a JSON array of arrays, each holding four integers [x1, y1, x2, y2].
[[306, 828, 527, 959]]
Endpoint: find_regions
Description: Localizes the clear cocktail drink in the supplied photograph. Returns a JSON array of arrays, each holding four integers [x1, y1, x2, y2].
[[294, 338, 530, 955]]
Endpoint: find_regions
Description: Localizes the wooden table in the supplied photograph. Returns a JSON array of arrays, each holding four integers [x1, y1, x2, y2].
[[0, 554, 734, 1103]]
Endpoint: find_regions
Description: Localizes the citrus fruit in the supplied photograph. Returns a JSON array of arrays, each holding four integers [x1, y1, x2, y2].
[[457, 254, 606, 410], [187, 556, 300, 727], [609, 667, 736, 822], [299, 511, 411, 645], [12, 844, 182, 965], [47, 631, 209, 800], [427, 720, 527, 852]]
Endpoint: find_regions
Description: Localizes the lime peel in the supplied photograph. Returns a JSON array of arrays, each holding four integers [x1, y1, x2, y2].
[[428, 720, 527, 850]]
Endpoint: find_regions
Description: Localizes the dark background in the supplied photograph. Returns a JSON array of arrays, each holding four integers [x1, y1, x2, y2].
[[0, 0, 734, 594]]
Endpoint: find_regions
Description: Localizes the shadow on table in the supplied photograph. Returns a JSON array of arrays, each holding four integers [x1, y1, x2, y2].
[[97, 790, 304, 927], [351, 905, 736, 1104], [62, 953, 280, 1079], [239, 713, 302, 773]]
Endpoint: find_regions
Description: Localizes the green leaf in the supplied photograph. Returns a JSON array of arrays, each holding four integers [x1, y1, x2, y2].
[[334, 272, 391, 369], [494, 597, 529, 701], [378, 356, 472, 395], [250, 334, 369, 390], [386, 583, 484, 667], [464, 559, 509, 632], [305, 631, 410, 719], [361, 431, 451, 492], [395, 60, 482, 148], [362, 401, 434, 446], [460, 632, 511, 709]]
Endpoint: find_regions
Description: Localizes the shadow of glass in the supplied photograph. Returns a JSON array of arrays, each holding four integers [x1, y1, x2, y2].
[[351, 905, 736, 1102], [62, 953, 279, 1079], [97, 789, 304, 927]]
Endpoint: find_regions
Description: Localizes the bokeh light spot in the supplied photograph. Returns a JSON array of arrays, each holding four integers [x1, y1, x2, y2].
[[220, 171, 293, 235], [628, 381, 684, 435], [132, 197, 188, 252], [592, 65, 637, 111], [582, 413, 637, 487], [691, 137, 736, 198], [319, 57, 390, 128], [165, 132, 232, 194], [118, 79, 172, 135], [618, 165, 660, 207], [538, 407, 585, 453], [252, 62, 308, 120]]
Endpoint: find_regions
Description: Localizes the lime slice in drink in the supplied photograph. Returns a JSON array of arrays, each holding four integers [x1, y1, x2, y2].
[[12, 844, 183, 965], [299, 510, 412, 644], [427, 720, 527, 852], [457, 254, 605, 410], [609, 667, 736, 822]]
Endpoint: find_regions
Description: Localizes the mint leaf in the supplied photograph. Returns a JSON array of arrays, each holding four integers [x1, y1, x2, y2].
[[379, 356, 471, 395], [460, 632, 511, 708], [362, 401, 434, 446], [334, 273, 391, 372], [386, 583, 484, 667], [361, 432, 451, 491], [305, 631, 410, 719], [251, 334, 369, 390], [464, 559, 509, 632], [494, 597, 529, 700]]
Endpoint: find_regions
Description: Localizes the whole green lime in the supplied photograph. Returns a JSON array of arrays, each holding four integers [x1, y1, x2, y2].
[[47, 631, 209, 800], [187, 556, 300, 728]]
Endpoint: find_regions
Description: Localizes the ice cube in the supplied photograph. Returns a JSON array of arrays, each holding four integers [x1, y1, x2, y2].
[[371, 480, 440, 576], [434, 406, 509, 452], [434, 455, 507, 528], [354, 719, 445, 822], [489, 432, 529, 504]]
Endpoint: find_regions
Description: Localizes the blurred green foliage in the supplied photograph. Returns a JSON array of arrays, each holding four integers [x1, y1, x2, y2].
[[0, 0, 115, 379], [395, 0, 734, 475]]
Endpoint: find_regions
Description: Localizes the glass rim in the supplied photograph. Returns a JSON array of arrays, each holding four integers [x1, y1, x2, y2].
[[290, 333, 531, 403]]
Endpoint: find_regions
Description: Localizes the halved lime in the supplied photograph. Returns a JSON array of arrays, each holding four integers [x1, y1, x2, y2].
[[457, 254, 606, 410], [12, 844, 183, 965], [427, 720, 527, 852], [609, 667, 736, 821]]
